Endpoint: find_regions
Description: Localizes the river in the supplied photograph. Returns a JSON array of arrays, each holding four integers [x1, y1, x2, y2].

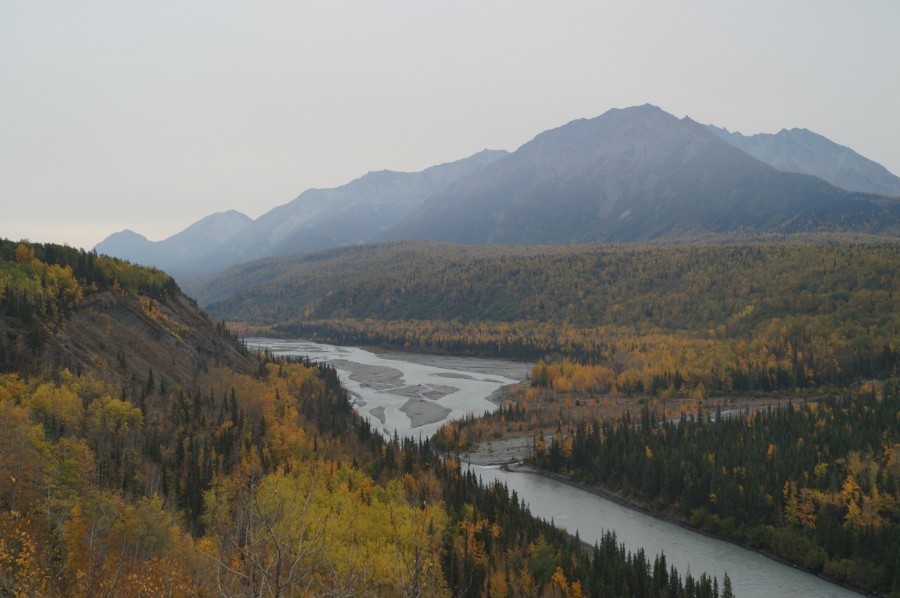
[[250, 338, 862, 598]]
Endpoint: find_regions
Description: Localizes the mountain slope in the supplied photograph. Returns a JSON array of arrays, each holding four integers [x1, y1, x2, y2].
[[199, 240, 899, 331], [181, 148, 509, 273], [707, 125, 900, 196], [382, 105, 900, 244], [0, 239, 251, 384]]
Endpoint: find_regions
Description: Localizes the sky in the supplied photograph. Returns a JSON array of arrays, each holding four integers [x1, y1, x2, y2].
[[2, 1, 899, 250]]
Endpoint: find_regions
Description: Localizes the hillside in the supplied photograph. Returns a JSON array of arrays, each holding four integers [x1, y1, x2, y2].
[[708, 125, 900, 196], [382, 105, 900, 244], [0, 240, 251, 384], [201, 240, 898, 331], [202, 240, 898, 395]]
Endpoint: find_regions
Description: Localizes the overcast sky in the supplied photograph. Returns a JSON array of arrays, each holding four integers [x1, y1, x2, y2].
[[2, 1, 898, 250]]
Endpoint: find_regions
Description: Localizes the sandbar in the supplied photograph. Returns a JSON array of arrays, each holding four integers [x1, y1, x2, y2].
[[401, 398, 452, 427]]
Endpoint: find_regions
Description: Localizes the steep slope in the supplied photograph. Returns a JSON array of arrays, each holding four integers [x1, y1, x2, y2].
[[0, 239, 252, 384], [382, 105, 900, 244], [707, 125, 900, 196]]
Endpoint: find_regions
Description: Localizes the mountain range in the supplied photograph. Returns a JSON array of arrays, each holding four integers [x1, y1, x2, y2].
[[382, 105, 899, 245], [95, 150, 507, 275], [96, 105, 900, 276]]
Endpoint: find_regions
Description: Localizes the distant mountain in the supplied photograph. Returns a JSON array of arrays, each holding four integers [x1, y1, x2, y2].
[[192, 149, 509, 272], [95, 150, 508, 275], [381, 105, 900, 244], [93, 229, 160, 266], [94, 210, 253, 272], [97, 106, 900, 277], [162, 209, 254, 261], [707, 125, 900, 196]]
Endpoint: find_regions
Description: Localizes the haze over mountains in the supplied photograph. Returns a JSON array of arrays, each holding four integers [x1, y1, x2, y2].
[[96, 105, 900, 276], [384, 105, 899, 244], [96, 149, 507, 275], [707, 125, 900, 197]]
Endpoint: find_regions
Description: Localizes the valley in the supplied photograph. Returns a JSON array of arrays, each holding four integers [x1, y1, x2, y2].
[[5, 105, 900, 598], [207, 239, 898, 596], [2, 239, 742, 597]]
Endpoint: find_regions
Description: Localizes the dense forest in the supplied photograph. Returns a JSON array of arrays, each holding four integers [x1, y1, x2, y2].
[[214, 241, 897, 398], [202, 241, 898, 331], [529, 386, 900, 595], [1, 240, 732, 597]]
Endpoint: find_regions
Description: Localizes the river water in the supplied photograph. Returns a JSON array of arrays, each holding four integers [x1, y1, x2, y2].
[[247, 337, 528, 439], [251, 338, 862, 598], [475, 466, 861, 598]]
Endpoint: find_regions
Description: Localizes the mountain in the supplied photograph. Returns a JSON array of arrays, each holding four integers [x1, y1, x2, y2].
[[92, 229, 160, 266], [707, 125, 900, 196], [188, 148, 508, 273], [94, 210, 253, 273], [381, 105, 900, 244], [159, 209, 253, 262], [95, 150, 508, 276]]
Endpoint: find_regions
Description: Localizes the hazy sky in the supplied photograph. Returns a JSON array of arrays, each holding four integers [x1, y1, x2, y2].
[[2, 1, 898, 250]]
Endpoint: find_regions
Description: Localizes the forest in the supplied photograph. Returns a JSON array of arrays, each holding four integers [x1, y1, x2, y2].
[[220, 242, 897, 399], [203, 239, 899, 596], [528, 385, 900, 595], [1, 240, 734, 597]]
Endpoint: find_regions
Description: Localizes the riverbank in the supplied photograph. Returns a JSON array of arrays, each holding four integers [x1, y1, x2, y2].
[[501, 462, 867, 597]]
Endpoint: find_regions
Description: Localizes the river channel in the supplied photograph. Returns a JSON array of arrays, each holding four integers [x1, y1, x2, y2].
[[249, 338, 862, 598]]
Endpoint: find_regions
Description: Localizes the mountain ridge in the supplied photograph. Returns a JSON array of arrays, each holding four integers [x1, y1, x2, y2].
[[380, 105, 899, 244], [95, 149, 508, 275], [95, 105, 900, 276], [707, 124, 900, 196]]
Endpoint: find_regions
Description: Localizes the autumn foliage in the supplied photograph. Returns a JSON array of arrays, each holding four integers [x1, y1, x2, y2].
[[1, 240, 733, 597]]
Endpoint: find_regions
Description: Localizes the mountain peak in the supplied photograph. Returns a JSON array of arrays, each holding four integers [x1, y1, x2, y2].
[[383, 105, 899, 245], [111, 229, 149, 241]]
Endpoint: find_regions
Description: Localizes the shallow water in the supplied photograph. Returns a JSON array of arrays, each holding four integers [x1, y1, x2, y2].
[[247, 337, 527, 439]]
